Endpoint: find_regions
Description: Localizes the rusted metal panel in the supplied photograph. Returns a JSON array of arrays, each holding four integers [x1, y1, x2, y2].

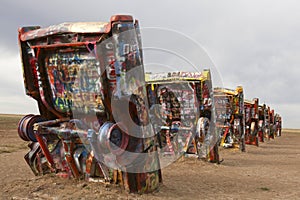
[[19, 22, 110, 41]]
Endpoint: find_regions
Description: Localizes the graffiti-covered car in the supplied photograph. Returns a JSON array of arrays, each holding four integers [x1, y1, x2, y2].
[[145, 70, 220, 163], [17, 15, 161, 193], [244, 98, 259, 146], [214, 86, 245, 152]]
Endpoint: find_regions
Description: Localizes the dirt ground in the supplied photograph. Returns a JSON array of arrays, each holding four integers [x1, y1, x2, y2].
[[0, 114, 299, 200]]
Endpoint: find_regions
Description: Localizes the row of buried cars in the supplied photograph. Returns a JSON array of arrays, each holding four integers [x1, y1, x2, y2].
[[17, 15, 282, 193], [214, 87, 282, 151], [145, 70, 282, 161]]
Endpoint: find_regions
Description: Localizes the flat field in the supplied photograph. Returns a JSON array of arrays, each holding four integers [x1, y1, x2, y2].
[[0, 114, 299, 199]]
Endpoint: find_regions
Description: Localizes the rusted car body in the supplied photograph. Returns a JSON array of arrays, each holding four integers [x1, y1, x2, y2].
[[258, 104, 267, 142], [244, 98, 259, 146], [274, 114, 282, 137], [17, 15, 161, 193], [269, 109, 276, 139], [263, 106, 273, 140], [145, 70, 220, 163], [214, 87, 245, 152]]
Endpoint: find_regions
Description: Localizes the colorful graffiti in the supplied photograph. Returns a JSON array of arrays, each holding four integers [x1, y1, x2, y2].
[[244, 98, 259, 146], [214, 87, 245, 151], [18, 15, 161, 194], [145, 70, 220, 163]]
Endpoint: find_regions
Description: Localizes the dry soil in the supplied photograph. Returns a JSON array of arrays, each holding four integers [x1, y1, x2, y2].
[[0, 114, 299, 199]]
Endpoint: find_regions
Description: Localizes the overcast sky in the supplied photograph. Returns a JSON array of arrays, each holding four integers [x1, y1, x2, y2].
[[0, 0, 299, 128]]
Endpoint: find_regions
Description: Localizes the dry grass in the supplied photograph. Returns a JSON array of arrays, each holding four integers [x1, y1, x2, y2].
[[282, 128, 300, 133], [0, 114, 24, 130], [0, 144, 28, 154], [0, 114, 27, 154]]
